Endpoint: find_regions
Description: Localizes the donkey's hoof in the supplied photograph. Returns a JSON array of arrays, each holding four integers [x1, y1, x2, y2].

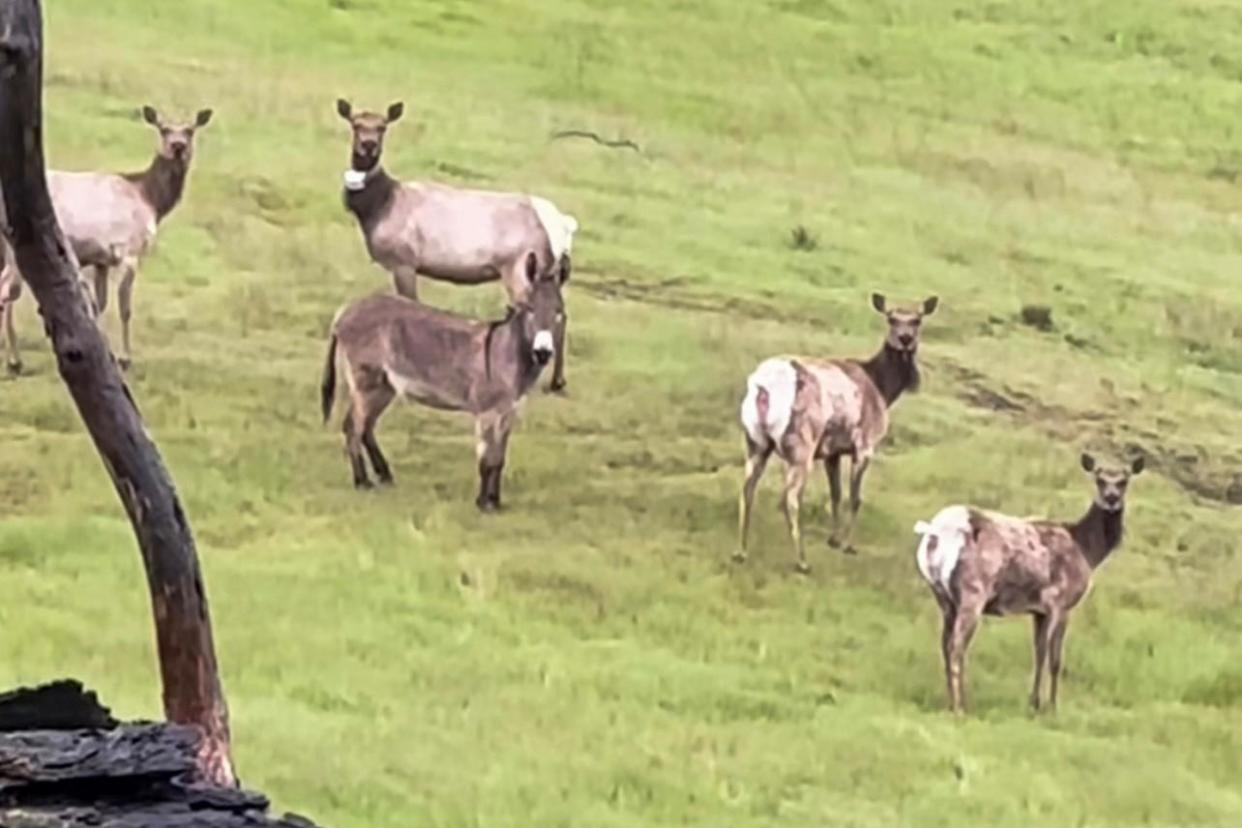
[[731, 551, 748, 564], [5, 360, 21, 377], [842, 545, 859, 556], [377, 475, 395, 487], [794, 561, 812, 575], [354, 479, 375, 491], [476, 497, 500, 513], [827, 535, 842, 549]]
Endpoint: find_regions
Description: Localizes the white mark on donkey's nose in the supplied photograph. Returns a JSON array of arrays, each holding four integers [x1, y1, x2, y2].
[[532, 330, 555, 356]]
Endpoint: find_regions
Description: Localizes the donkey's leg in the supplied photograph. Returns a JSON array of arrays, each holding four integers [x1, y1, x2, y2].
[[473, 410, 513, 511], [392, 266, 419, 302], [117, 259, 138, 370], [780, 451, 814, 574], [360, 385, 396, 486], [486, 411, 515, 507], [1029, 613, 1050, 712], [92, 265, 110, 315], [824, 454, 843, 547], [342, 407, 372, 489], [839, 450, 873, 554], [734, 437, 772, 563]]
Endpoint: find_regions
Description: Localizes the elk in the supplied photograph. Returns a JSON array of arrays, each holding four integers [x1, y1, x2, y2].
[[320, 252, 566, 510], [735, 293, 938, 572], [913, 453, 1145, 713], [335, 98, 578, 392], [0, 105, 212, 373]]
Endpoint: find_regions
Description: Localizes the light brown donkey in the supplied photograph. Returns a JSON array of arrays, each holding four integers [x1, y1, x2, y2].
[[335, 99, 578, 392], [0, 105, 212, 372], [914, 453, 1144, 713], [735, 293, 939, 572], [321, 253, 567, 509]]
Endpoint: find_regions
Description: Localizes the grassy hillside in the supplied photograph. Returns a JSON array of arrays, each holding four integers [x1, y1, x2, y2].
[[3, 0, 1242, 824]]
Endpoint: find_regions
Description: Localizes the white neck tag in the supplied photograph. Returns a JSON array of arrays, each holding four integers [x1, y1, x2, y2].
[[343, 169, 368, 191]]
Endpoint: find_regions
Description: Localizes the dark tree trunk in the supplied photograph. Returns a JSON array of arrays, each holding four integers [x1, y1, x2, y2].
[[0, 0, 234, 786]]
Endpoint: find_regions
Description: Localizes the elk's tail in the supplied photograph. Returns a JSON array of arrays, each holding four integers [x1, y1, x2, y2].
[[740, 358, 798, 447], [321, 332, 338, 424]]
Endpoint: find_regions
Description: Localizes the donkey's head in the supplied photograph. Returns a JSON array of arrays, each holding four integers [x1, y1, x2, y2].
[[872, 293, 938, 353], [1081, 453, 1144, 512], [516, 253, 567, 367], [336, 99, 403, 176], [141, 106, 212, 163]]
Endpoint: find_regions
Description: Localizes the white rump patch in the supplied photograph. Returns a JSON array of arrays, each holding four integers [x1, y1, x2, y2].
[[740, 358, 797, 448], [343, 169, 368, 191], [532, 330, 554, 353], [530, 196, 578, 262], [914, 505, 972, 595]]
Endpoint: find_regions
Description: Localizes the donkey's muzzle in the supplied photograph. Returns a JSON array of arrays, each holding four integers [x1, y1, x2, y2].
[[532, 330, 555, 365]]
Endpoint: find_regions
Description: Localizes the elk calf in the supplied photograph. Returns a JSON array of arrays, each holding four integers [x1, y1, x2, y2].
[[336, 99, 578, 391], [321, 253, 566, 509], [735, 293, 938, 572], [914, 453, 1145, 713], [0, 105, 212, 372]]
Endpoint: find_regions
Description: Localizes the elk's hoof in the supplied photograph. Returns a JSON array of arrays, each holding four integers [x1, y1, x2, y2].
[[5, 359, 21, 377], [731, 551, 748, 564], [377, 475, 395, 487], [117, 357, 132, 372], [842, 545, 859, 556], [794, 561, 812, 575], [548, 378, 568, 395], [827, 535, 842, 549]]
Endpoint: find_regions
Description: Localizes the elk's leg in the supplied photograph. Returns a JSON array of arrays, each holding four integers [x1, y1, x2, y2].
[[824, 454, 843, 545], [392, 266, 419, 302], [92, 265, 110, 315], [1047, 615, 1069, 712], [780, 453, 814, 574], [548, 309, 568, 393], [734, 438, 773, 563], [117, 260, 138, 370], [1030, 613, 1050, 712], [947, 601, 983, 713], [838, 450, 872, 553], [2, 277, 20, 376], [938, 598, 957, 710], [360, 385, 396, 486]]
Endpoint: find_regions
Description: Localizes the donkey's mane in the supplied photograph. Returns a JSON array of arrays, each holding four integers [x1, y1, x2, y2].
[[483, 305, 520, 380]]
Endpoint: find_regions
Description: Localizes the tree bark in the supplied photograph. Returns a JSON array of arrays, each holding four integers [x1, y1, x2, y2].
[[0, 0, 234, 786]]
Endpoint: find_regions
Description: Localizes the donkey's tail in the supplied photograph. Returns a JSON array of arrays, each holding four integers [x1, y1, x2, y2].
[[740, 357, 798, 447], [321, 332, 338, 424]]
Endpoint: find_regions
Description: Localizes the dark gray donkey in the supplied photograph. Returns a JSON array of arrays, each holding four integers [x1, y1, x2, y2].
[[336, 99, 578, 392], [320, 252, 567, 510]]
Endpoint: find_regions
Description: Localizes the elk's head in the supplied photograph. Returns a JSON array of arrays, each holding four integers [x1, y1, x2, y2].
[[336, 99, 403, 186], [142, 106, 212, 164], [516, 253, 567, 367], [872, 293, 938, 354], [1081, 453, 1144, 512]]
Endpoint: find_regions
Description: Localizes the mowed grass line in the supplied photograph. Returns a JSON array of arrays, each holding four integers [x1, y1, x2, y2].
[[2, 0, 1242, 825]]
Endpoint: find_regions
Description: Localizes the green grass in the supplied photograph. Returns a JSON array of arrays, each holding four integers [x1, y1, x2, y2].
[[3, 0, 1242, 824]]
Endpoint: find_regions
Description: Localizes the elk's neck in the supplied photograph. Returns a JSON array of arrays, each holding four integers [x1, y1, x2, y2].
[[125, 154, 190, 222], [860, 343, 921, 407], [343, 167, 398, 236], [1069, 503, 1125, 569]]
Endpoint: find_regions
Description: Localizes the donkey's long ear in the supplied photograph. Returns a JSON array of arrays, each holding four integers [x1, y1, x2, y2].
[[1130, 456, 1146, 475], [336, 98, 353, 120], [524, 251, 539, 283], [1080, 452, 1097, 473], [922, 295, 940, 315], [871, 293, 887, 313], [141, 105, 160, 126], [386, 101, 405, 123], [194, 109, 214, 128], [558, 254, 572, 285]]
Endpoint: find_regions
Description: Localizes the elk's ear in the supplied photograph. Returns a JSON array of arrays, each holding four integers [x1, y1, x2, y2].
[[558, 254, 572, 285], [386, 101, 405, 123], [336, 98, 353, 121], [922, 295, 940, 315], [871, 292, 887, 313], [194, 109, 214, 128], [141, 105, 160, 126], [1130, 456, 1146, 476], [1080, 452, 1097, 473], [524, 251, 539, 283]]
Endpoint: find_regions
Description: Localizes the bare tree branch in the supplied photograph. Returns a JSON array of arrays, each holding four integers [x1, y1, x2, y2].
[[0, 0, 234, 787]]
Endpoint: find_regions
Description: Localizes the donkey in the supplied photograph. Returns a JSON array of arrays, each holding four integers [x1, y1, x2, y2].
[[320, 252, 566, 509], [913, 453, 1145, 713], [0, 105, 212, 372], [735, 293, 939, 573], [335, 98, 578, 392]]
